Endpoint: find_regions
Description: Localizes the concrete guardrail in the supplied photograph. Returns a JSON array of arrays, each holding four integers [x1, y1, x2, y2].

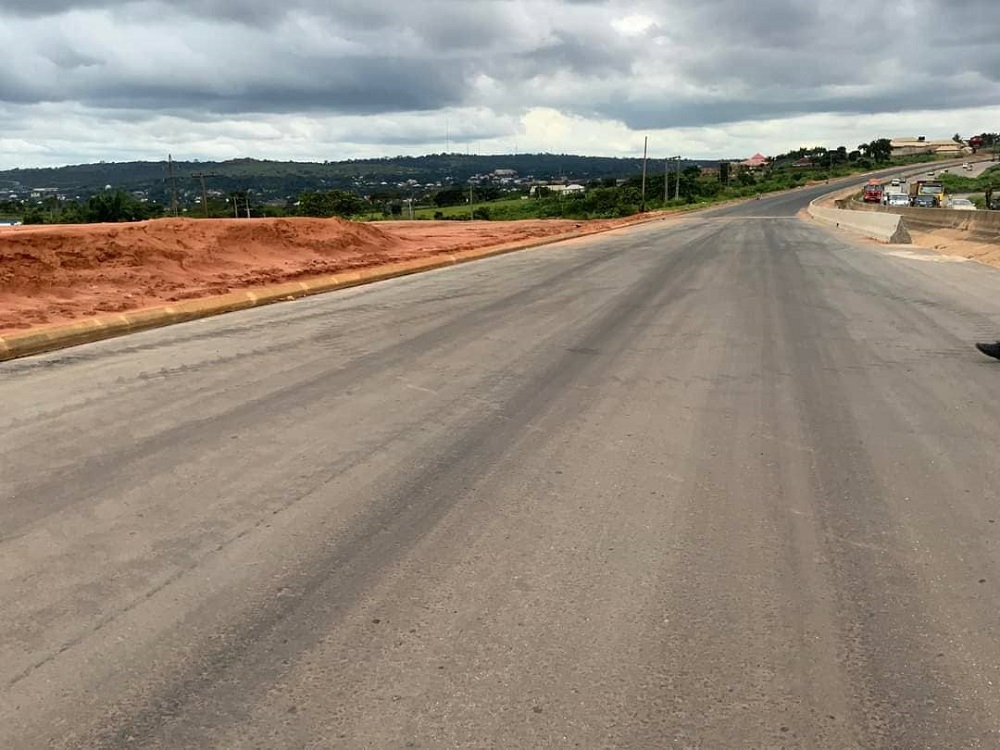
[[808, 202, 911, 244], [845, 201, 1000, 242]]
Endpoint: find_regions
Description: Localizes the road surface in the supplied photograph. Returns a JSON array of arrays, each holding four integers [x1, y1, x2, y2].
[[3, 185, 1000, 748]]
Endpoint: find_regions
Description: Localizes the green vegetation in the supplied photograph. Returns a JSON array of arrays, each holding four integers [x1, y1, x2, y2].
[[296, 190, 367, 218], [19, 190, 163, 224], [412, 197, 527, 220], [937, 164, 1000, 208], [937, 165, 1000, 193], [403, 150, 945, 222], [0, 153, 655, 207], [2, 139, 982, 226]]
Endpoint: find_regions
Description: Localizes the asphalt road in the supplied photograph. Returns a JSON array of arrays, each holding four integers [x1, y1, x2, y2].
[[3, 189, 1000, 749]]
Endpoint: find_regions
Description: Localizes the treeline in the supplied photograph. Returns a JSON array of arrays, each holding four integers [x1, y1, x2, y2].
[[8, 188, 405, 224], [17, 191, 163, 224], [0, 153, 699, 204], [2, 138, 959, 225]]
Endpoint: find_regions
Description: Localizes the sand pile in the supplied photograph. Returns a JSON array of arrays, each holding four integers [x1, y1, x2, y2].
[[0, 216, 628, 333]]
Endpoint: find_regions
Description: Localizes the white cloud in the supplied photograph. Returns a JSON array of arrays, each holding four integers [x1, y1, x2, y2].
[[610, 14, 657, 36]]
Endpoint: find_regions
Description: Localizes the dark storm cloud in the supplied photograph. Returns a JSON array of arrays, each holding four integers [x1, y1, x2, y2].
[[2, 0, 1000, 129], [0, 54, 469, 115], [0, 0, 527, 117], [498, 31, 632, 81]]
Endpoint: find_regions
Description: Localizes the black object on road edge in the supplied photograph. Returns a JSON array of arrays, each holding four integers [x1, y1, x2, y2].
[[975, 342, 1000, 360]]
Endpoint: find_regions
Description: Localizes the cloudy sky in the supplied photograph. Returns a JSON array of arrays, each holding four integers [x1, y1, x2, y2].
[[2, 0, 999, 168]]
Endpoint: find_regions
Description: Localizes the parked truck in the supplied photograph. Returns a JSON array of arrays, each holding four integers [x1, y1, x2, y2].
[[909, 180, 945, 207]]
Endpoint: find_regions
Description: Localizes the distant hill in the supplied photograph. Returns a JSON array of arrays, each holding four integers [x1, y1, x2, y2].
[[0, 154, 720, 204]]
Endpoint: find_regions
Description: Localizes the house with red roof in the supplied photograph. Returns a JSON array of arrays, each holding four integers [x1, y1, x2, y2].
[[739, 153, 768, 170]]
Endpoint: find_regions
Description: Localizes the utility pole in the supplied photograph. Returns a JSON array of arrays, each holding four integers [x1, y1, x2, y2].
[[469, 184, 475, 221], [675, 156, 682, 201], [641, 136, 648, 212], [665, 155, 681, 204], [168, 154, 179, 217], [192, 173, 210, 217], [245, 189, 252, 219]]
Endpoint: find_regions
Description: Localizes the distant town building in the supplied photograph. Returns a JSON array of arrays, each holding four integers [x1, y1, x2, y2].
[[739, 153, 768, 171], [529, 183, 586, 196], [890, 137, 972, 157]]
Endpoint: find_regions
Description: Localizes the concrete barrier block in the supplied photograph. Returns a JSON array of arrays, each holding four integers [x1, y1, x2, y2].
[[298, 276, 342, 293], [1, 330, 56, 358], [808, 204, 911, 244], [123, 308, 179, 329], [173, 295, 255, 318]]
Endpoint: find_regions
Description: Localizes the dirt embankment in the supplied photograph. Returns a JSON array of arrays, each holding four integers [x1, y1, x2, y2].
[[0, 216, 635, 334], [906, 228, 1000, 268]]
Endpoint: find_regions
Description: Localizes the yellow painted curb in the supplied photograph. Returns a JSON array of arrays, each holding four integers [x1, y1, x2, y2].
[[0, 212, 689, 363]]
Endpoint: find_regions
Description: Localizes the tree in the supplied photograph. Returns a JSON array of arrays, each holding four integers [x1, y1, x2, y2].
[[859, 138, 892, 163], [433, 186, 467, 207], [83, 190, 155, 222], [982, 169, 1000, 209], [21, 207, 45, 224], [875, 138, 892, 162], [297, 189, 366, 218]]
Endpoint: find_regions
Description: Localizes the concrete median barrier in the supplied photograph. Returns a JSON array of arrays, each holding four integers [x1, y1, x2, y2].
[[808, 203, 912, 244], [848, 202, 1000, 242]]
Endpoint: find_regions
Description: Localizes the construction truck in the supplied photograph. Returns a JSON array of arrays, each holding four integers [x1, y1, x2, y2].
[[909, 180, 945, 207]]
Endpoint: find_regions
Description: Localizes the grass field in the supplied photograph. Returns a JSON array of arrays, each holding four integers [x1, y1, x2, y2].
[[411, 197, 530, 220]]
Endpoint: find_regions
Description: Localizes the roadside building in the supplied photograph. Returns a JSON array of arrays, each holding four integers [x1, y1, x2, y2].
[[739, 153, 768, 171], [890, 137, 973, 158], [528, 183, 586, 196]]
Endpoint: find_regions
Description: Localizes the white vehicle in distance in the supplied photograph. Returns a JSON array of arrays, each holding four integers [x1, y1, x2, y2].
[[885, 193, 910, 207], [945, 198, 977, 211], [891, 178, 901, 186], [963, 162, 973, 171]]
